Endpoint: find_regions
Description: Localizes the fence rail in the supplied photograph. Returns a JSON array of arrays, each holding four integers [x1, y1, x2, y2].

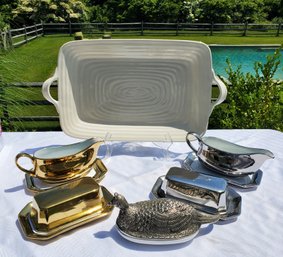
[[42, 21, 283, 37], [0, 82, 60, 131], [0, 23, 43, 50], [1, 22, 282, 50], [0, 81, 222, 131]]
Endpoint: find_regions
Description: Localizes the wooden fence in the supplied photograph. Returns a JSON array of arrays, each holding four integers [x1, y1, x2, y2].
[[1, 22, 282, 50], [0, 23, 43, 50], [0, 81, 222, 131], [0, 82, 60, 131], [43, 22, 283, 37]]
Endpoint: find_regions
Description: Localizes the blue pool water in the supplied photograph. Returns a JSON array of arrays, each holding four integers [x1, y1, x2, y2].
[[210, 46, 283, 79]]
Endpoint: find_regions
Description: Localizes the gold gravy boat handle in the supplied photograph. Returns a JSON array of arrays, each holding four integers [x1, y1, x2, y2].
[[92, 159, 108, 183], [15, 152, 36, 175]]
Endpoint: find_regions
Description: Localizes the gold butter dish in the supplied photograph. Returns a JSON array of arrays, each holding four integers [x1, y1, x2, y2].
[[18, 177, 113, 240]]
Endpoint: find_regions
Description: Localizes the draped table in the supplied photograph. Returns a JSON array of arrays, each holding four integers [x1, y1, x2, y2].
[[1, 129, 282, 257]]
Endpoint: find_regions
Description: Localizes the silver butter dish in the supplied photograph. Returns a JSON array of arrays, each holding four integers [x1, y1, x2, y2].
[[109, 193, 220, 245], [151, 167, 241, 221], [186, 132, 274, 176]]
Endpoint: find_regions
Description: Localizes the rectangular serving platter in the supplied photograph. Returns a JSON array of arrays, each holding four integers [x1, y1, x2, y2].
[[42, 39, 227, 141]]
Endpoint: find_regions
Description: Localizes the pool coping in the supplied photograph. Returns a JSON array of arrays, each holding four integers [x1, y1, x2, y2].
[[209, 44, 282, 47]]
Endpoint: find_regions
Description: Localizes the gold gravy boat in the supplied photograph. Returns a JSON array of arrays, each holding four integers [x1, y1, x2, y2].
[[15, 138, 106, 191]]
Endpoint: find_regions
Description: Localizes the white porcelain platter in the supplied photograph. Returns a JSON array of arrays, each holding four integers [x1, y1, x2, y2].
[[42, 39, 227, 141]]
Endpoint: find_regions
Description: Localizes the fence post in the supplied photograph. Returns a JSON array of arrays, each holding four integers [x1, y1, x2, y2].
[[176, 22, 179, 36], [276, 23, 281, 37], [243, 22, 248, 36], [0, 85, 13, 131], [24, 25, 28, 43], [0, 30, 8, 51], [42, 22, 45, 36], [8, 29, 13, 48], [35, 24, 38, 37], [69, 21, 72, 36], [210, 22, 214, 36], [104, 22, 108, 34], [141, 21, 144, 36]]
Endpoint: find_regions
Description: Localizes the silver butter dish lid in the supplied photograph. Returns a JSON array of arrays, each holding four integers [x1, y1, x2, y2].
[[152, 167, 241, 221], [164, 166, 227, 193]]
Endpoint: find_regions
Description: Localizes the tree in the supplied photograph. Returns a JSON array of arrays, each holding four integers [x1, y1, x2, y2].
[[0, 0, 17, 49], [198, 0, 266, 23], [89, 0, 198, 23], [264, 0, 283, 23], [12, 0, 89, 25], [231, 0, 266, 23], [198, 0, 233, 23], [154, 0, 185, 23], [0, 0, 18, 27]]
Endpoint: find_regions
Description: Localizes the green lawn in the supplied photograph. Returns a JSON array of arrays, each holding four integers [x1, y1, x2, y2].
[[0, 35, 73, 82], [111, 34, 283, 45], [0, 34, 282, 82]]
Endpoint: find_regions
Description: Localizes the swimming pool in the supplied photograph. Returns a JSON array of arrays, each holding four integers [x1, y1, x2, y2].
[[210, 45, 283, 79]]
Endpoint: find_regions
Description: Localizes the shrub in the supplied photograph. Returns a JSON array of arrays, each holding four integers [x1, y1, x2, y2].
[[74, 31, 83, 40], [209, 49, 283, 131]]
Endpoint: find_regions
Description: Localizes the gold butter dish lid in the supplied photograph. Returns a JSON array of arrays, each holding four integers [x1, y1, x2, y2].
[[18, 177, 113, 240]]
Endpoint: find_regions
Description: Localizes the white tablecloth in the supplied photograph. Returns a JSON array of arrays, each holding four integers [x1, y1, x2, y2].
[[1, 129, 282, 257]]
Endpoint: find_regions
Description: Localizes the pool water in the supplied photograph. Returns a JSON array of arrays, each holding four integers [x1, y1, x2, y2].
[[210, 46, 283, 79]]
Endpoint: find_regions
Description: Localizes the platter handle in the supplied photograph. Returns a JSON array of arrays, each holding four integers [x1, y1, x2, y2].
[[211, 74, 227, 110], [42, 68, 59, 113]]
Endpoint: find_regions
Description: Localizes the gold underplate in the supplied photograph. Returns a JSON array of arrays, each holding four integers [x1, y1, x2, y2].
[[18, 178, 113, 240], [25, 158, 108, 193]]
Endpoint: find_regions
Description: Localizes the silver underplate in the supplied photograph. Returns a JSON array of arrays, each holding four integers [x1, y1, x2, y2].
[[151, 176, 241, 221], [196, 168, 263, 189], [116, 225, 199, 245], [182, 153, 262, 189]]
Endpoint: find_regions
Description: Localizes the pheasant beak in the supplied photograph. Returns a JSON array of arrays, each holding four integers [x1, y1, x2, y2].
[[107, 193, 118, 207]]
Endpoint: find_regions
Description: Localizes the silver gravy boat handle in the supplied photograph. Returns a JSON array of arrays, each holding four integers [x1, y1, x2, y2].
[[186, 132, 202, 154]]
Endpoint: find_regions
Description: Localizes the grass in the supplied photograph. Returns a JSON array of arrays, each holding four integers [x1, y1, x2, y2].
[[109, 33, 283, 45], [0, 35, 73, 82], [0, 34, 283, 82], [0, 33, 282, 131]]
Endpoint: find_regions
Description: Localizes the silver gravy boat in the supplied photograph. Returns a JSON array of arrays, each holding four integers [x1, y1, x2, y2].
[[186, 132, 274, 176]]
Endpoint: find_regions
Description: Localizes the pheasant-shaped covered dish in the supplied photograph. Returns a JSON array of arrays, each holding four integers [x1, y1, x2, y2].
[[109, 193, 220, 245]]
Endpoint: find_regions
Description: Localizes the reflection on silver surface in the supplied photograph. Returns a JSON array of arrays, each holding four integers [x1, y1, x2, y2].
[[116, 225, 199, 245], [151, 168, 241, 221], [182, 152, 263, 189], [109, 193, 219, 245], [186, 132, 274, 176], [163, 167, 227, 211]]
